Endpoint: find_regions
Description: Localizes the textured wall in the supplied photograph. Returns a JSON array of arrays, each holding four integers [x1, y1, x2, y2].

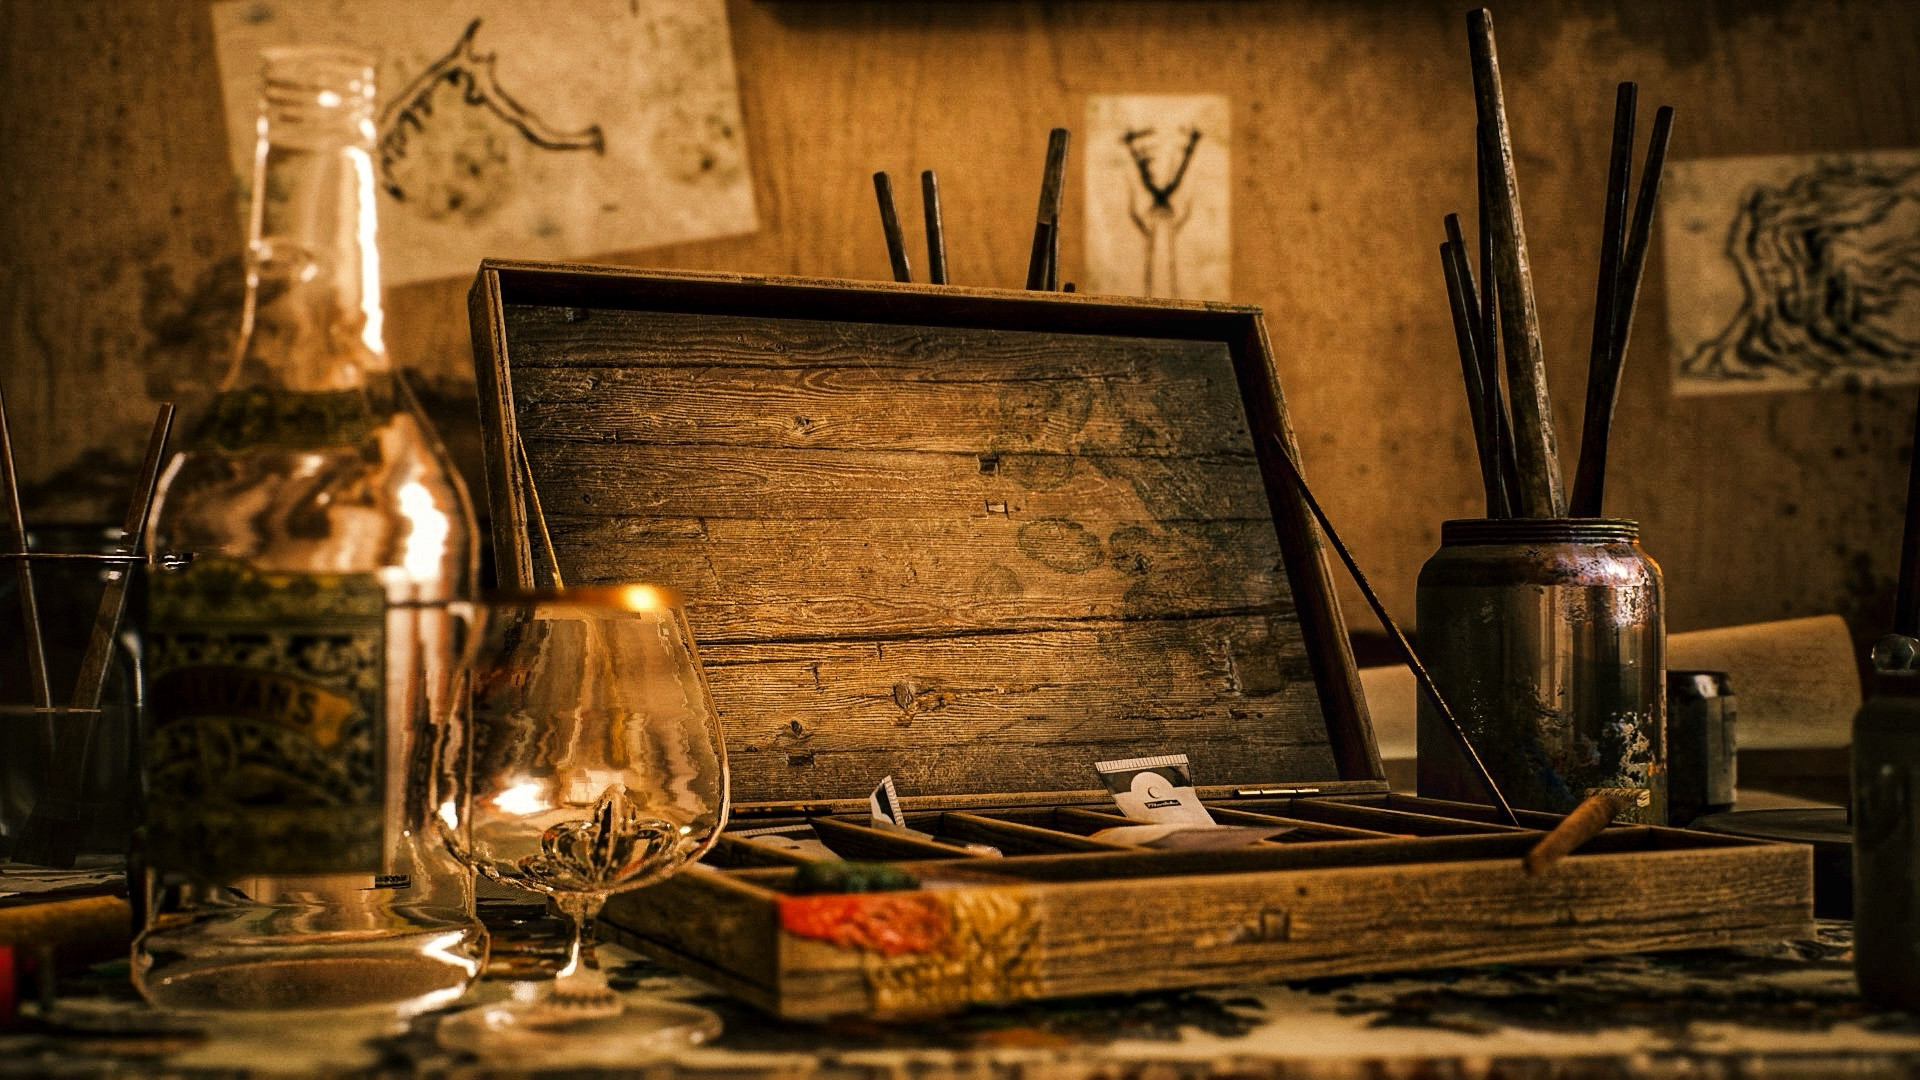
[[2, 0, 1915, 646]]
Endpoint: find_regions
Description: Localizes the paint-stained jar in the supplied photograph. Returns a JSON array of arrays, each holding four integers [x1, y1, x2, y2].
[[1415, 518, 1666, 824]]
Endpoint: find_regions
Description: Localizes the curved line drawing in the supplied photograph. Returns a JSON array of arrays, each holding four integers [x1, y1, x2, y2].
[[1680, 156, 1920, 386], [377, 18, 605, 203], [1123, 127, 1203, 298]]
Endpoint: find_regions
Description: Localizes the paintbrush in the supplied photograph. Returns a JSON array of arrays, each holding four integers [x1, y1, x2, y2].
[[1265, 433, 1519, 826], [1026, 128, 1070, 290], [71, 404, 173, 709], [13, 404, 175, 869], [922, 170, 948, 285], [1570, 103, 1674, 518], [873, 171, 912, 284], [0, 381, 51, 709], [1476, 122, 1521, 512], [1442, 214, 1509, 518], [515, 432, 566, 590], [1442, 235, 1506, 519], [1567, 84, 1637, 519], [1469, 8, 1565, 518]]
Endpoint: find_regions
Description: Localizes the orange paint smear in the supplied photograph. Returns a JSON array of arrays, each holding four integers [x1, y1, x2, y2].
[[778, 893, 950, 956]]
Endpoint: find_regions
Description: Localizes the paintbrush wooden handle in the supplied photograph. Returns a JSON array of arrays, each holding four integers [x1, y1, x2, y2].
[[71, 404, 174, 709], [1571, 105, 1673, 518], [873, 171, 912, 283], [1265, 433, 1519, 827], [1441, 236, 1505, 518], [1469, 8, 1565, 518], [0, 381, 51, 708], [1570, 84, 1637, 519], [1476, 123, 1520, 514], [1523, 791, 1632, 874], [1026, 128, 1069, 290], [921, 170, 948, 286]]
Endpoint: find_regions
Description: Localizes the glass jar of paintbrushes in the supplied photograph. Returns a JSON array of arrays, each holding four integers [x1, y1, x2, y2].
[[1414, 11, 1676, 824], [0, 400, 174, 888]]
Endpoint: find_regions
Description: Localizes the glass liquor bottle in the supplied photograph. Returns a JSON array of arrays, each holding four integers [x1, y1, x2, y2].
[[133, 47, 485, 1017]]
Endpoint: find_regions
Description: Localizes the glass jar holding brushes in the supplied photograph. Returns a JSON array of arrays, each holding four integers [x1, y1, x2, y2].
[[1415, 11, 1675, 824]]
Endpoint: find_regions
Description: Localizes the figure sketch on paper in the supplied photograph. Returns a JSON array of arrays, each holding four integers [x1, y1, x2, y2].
[[1082, 95, 1227, 300], [1678, 156, 1920, 389], [377, 18, 606, 223], [1123, 127, 1204, 298]]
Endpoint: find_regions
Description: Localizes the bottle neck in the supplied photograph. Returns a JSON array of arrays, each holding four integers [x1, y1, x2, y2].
[[226, 49, 387, 395]]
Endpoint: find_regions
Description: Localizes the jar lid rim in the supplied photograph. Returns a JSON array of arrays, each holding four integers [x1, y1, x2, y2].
[[1439, 517, 1640, 543]]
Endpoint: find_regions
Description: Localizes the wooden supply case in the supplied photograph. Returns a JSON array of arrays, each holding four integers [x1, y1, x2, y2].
[[468, 261, 1812, 1019]]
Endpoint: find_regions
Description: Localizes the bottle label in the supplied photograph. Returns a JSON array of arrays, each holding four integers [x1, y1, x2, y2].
[[192, 387, 379, 452], [144, 559, 387, 879]]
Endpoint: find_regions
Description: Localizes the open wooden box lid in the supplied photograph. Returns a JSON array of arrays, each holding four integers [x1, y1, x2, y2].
[[468, 261, 1386, 817]]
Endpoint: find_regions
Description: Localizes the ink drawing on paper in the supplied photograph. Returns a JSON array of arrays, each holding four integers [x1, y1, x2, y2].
[[1664, 150, 1920, 395], [1083, 96, 1231, 301], [211, 0, 757, 286]]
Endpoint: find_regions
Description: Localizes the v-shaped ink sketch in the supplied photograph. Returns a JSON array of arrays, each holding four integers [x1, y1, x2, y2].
[[1084, 96, 1231, 301], [1123, 127, 1203, 298], [212, 0, 757, 287], [1664, 150, 1920, 395]]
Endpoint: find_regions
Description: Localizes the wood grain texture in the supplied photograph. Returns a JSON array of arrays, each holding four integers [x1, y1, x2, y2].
[[474, 266, 1358, 807], [1469, 9, 1566, 518], [608, 814, 1811, 1018]]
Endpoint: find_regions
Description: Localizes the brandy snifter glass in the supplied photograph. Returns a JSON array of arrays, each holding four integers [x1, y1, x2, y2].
[[433, 584, 728, 1062]]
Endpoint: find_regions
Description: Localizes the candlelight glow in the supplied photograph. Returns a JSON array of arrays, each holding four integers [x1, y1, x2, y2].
[[491, 780, 550, 816], [398, 480, 450, 581], [349, 145, 384, 354]]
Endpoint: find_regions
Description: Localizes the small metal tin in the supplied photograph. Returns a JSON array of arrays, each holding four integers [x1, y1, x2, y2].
[[1415, 517, 1666, 823], [1666, 670, 1736, 826]]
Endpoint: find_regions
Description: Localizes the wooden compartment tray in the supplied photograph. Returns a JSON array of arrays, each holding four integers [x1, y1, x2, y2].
[[467, 261, 1814, 1019]]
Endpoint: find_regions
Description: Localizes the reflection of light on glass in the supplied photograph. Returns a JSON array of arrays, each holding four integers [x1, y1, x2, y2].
[[348, 146, 384, 353], [492, 780, 549, 816], [564, 769, 625, 806], [620, 584, 667, 612], [317, 89, 343, 108], [438, 799, 459, 831], [398, 481, 451, 580], [423, 930, 483, 976]]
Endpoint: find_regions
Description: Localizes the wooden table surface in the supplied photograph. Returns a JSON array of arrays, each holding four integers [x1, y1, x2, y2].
[[3, 918, 1916, 1079]]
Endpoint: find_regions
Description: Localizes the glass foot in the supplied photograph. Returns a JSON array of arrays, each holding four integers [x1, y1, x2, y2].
[[435, 989, 721, 1066]]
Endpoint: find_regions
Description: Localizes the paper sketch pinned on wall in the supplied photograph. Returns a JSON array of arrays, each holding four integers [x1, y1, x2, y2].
[[1083, 96, 1230, 300], [1664, 150, 1920, 395], [210, 0, 756, 286]]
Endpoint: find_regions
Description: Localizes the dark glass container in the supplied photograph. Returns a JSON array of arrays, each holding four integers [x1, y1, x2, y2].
[[1416, 518, 1666, 823]]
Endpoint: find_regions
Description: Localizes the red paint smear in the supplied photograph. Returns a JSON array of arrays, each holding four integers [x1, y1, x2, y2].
[[779, 893, 950, 956]]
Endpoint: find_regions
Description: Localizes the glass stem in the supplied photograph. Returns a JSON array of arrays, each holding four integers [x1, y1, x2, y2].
[[553, 893, 610, 995]]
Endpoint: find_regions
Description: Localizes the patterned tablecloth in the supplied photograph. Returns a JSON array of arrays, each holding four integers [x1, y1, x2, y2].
[[3, 919, 1916, 1078]]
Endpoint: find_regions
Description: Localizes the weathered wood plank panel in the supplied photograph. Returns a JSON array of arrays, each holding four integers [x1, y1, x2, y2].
[[546, 515, 1290, 640], [481, 272, 1351, 804], [699, 617, 1335, 803], [524, 444, 1267, 523]]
